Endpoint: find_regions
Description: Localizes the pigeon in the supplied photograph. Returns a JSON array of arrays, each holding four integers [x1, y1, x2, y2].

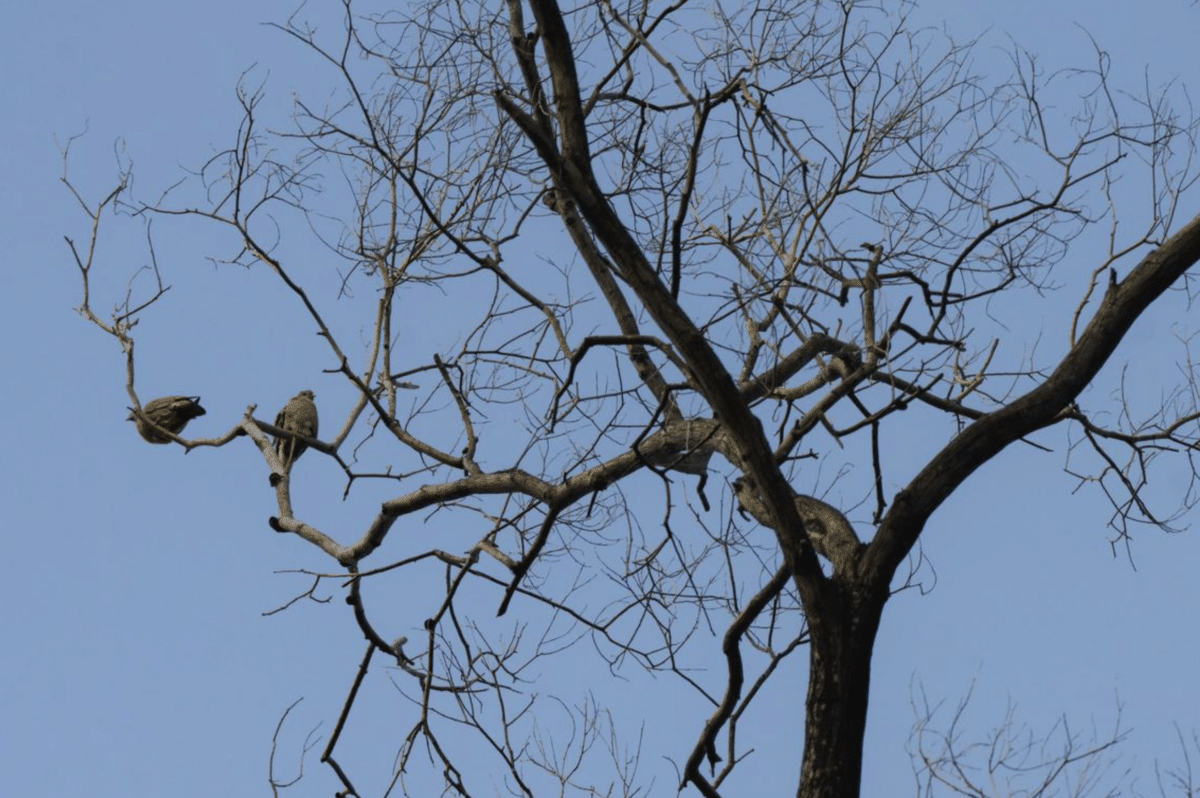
[[273, 390, 318, 477], [129, 396, 206, 444]]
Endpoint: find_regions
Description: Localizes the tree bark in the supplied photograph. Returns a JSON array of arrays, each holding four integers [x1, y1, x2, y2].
[[799, 585, 885, 798]]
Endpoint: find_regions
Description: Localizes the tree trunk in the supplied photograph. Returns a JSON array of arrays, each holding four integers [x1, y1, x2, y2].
[[798, 585, 885, 798]]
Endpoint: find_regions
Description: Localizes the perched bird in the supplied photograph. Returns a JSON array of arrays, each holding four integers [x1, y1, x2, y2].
[[273, 390, 319, 477], [128, 396, 207, 444]]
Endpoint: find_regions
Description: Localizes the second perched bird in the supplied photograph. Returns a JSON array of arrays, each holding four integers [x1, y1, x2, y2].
[[273, 390, 319, 476], [129, 396, 207, 444]]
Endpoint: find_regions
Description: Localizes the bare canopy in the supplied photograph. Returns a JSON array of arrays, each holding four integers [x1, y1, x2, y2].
[[67, 0, 1200, 796]]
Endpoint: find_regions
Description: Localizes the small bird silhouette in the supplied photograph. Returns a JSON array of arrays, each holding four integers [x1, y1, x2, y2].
[[128, 396, 206, 444]]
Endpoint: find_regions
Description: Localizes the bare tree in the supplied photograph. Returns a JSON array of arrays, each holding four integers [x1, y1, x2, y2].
[[66, 0, 1200, 796], [910, 684, 1200, 798], [910, 683, 1133, 798]]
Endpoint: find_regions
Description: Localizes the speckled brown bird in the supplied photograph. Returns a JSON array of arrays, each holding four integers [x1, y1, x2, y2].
[[128, 396, 207, 444], [273, 390, 319, 470]]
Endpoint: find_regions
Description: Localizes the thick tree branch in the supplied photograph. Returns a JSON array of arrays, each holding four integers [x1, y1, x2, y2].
[[868, 212, 1200, 582]]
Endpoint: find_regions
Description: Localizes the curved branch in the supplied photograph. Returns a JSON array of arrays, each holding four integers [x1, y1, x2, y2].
[[868, 212, 1200, 583]]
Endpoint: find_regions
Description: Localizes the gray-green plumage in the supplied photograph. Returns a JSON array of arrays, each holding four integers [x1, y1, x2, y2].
[[274, 390, 318, 470], [128, 396, 206, 444]]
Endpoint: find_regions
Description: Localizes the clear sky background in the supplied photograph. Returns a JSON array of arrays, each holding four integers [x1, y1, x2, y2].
[[3, 1, 1199, 796]]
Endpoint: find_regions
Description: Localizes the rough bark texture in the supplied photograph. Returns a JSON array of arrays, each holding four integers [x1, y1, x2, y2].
[[800, 590, 884, 798]]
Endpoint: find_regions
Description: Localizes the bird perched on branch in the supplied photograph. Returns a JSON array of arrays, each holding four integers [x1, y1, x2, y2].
[[128, 396, 206, 444], [271, 390, 318, 484], [732, 476, 863, 578]]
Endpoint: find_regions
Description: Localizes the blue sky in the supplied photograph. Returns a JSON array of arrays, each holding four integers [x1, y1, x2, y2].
[[4, 1, 1200, 796]]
